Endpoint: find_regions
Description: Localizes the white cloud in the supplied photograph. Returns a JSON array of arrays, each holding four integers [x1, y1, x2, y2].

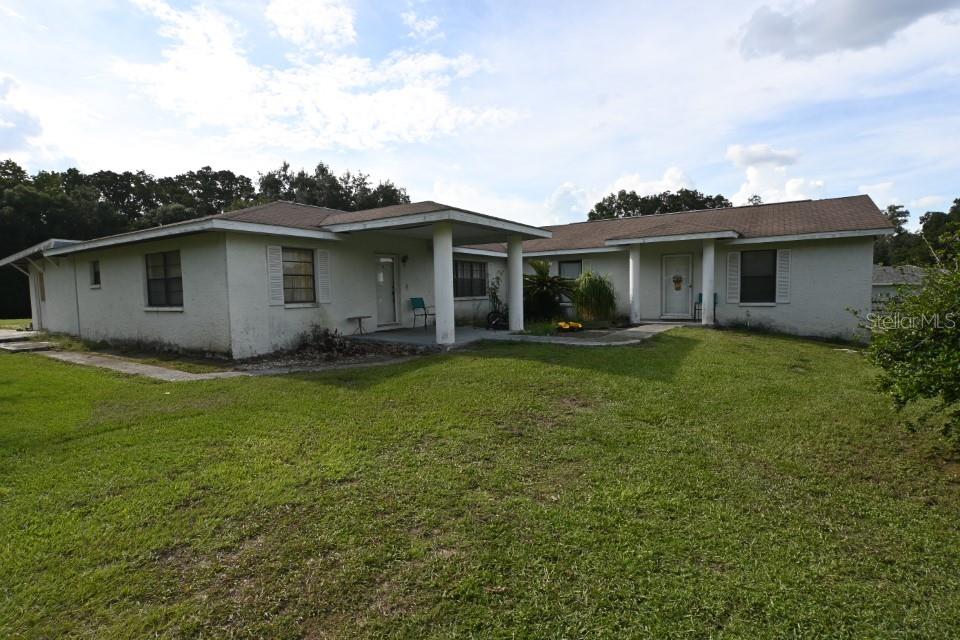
[[729, 143, 822, 204], [858, 181, 898, 207], [401, 10, 442, 41], [607, 167, 692, 196], [544, 182, 589, 222], [265, 0, 356, 49], [911, 195, 945, 209], [113, 0, 513, 152], [726, 143, 798, 169], [740, 0, 960, 59]]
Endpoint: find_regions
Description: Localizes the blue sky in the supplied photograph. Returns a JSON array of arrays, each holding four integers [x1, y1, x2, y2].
[[1, 0, 958, 228]]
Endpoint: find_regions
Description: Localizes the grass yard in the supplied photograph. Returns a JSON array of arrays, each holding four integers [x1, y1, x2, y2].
[[0, 317, 30, 330], [1, 329, 959, 638]]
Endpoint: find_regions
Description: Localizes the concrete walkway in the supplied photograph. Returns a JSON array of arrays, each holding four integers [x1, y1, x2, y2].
[[42, 351, 249, 381], [38, 351, 422, 382]]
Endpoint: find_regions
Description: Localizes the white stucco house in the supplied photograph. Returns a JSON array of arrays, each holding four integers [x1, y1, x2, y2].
[[1, 195, 892, 357]]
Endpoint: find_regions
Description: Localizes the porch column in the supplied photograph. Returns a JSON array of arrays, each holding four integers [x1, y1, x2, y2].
[[628, 245, 642, 324], [507, 235, 524, 332], [432, 222, 456, 345], [701, 238, 716, 326]]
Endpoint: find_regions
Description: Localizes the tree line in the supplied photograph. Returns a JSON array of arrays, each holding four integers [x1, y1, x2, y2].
[[587, 187, 959, 267], [0, 159, 410, 317]]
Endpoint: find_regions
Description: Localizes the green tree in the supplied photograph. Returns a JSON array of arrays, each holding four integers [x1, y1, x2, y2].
[[588, 188, 731, 220], [867, 231, 960, 441]]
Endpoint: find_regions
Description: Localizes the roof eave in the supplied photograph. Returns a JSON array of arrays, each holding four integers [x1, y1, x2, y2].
[[0, 238, 81, 267], [605, 231, 739, 246], [44, 220, 342, 257], [323, 209, 552, 239], [727, 228, 894, 245]]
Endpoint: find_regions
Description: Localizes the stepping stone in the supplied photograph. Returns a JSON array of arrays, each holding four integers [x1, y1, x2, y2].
[[0, 341, 53, 352]]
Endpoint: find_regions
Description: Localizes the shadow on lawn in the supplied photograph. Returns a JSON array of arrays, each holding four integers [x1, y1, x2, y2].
[[284, 331, 699, 390], [467, 331, 699, 381]]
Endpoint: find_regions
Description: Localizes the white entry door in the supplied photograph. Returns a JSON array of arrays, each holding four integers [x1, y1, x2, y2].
[[376, 256, 399, 325], [662, 254, 693, 318]]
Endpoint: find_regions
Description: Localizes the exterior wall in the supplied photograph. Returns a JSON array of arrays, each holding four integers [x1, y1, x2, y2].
[[529, 237, 874, 340], [71, 234, 232, 352], [525, 246, 702, 320], [714, 238, 874, 340], [29, 258, 80, 335], [454, 256, 506, 326], [224, 233, 509, 358]]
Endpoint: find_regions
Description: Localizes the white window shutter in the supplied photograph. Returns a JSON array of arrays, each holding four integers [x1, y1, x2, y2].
[[316, 250, 331, 303], [726, 252, 740, 303], [583, 259, 593, 273], [776, 249, 791, 303], [267, 245, 284, 306]]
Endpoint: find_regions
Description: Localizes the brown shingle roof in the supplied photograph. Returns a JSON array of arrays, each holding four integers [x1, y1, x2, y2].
[[466, 195, 891, 253]]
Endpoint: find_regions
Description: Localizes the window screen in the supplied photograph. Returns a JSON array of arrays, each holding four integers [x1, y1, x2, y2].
[[453, 260, 487, 297], [282, 247, 316, 303], [145, 251, 183, 307], [740, 250, 776, 303]]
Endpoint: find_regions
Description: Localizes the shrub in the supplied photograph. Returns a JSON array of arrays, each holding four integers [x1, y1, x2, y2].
[[523, 259, 574, 320], [573, 271, 617, 321], [866, 239, 960, 439]]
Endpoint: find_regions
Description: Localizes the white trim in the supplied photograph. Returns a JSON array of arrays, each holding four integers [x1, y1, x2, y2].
[[726, 228, 892, 245], [0, 239, 79, 267], [213, 220, 342, 241], [324, 209, 552, 239], [283, 302, 318, 309], [453, 247, 507, 258], [525, 246, 625, 257], [144, 306, 184, 312], [606, 231, 739, 246], [44, 220, 342, 257]]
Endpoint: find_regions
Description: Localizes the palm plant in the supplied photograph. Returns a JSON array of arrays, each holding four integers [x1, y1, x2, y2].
[[573, 271, 617, 321], [523, 259, 574, 320]]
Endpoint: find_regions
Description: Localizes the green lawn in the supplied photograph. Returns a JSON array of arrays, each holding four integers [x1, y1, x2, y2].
[[0, 317, 30, 330], [1, 329, 958, 638]]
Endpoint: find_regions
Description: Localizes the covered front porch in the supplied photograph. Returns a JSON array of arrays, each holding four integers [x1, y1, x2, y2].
[[325, 206, 550, 346]]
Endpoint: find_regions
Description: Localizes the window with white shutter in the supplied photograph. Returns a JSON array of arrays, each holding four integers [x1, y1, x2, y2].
[[316, 250, 331, 303], [266, 245, 284, 306], [726, 252, 740, 303], [776, 249, 791, 303]]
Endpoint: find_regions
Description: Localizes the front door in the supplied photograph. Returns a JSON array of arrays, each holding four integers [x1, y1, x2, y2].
[[662, 254, 692, 318], [376, 256, 398, 325]]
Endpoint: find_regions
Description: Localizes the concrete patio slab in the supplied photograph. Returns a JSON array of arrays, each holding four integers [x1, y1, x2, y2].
[[0, 330, 38, 343], [352, 323, 681, 348], [0, 340, 53, 352]]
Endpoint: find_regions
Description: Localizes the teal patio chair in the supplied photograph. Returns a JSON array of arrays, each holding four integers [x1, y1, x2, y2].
[[410, 297, 435, 330]]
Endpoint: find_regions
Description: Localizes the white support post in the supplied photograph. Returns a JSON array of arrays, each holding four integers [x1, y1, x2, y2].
[[629, 245, 641, 324], [701, 238, 716, 326], [432, 222, 456, 345], [507, 235, 524, 332]]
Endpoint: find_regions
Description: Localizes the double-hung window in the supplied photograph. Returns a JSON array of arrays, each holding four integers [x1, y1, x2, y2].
[[146, 250, 183, 307], [558, 260, 582, 302], [282, 247, 316, 303], [739, 250, 777, 303], [453, 260, 487, 298]]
